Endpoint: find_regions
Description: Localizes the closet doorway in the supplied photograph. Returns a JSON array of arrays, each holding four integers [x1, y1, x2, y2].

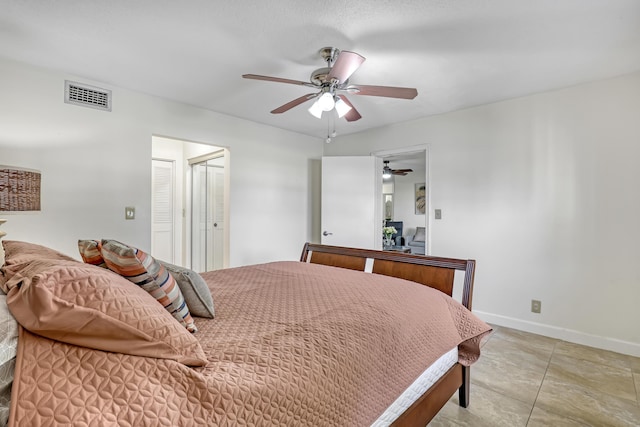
[[151, 136, 229, 271]]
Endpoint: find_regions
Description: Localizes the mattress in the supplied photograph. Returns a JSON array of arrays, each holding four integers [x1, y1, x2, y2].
[[372, 347, 458, 426]]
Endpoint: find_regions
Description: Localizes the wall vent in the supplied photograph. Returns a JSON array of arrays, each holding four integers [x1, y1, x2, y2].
[[64, 80, 112, 111]]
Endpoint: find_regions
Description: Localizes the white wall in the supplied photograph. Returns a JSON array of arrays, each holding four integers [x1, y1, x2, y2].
[[0, 58, 323, 266], [325, 71, 640, 356]]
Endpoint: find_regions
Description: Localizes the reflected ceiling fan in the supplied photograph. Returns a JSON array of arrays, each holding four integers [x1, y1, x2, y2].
[[242, 47, 418, 122], [383, 161, 413, 178]]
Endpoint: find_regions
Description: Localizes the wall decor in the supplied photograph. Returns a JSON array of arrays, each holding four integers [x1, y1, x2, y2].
[[415, 183, 426, 215], [0, 166, 42, 211], [384, 194, 393, 220]]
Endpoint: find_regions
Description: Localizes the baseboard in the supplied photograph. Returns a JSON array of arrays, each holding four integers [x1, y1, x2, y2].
[[474, 311, 640, 358]]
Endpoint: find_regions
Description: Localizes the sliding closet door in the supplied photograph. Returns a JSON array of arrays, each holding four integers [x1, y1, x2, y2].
[[190, 154, 224, 272]]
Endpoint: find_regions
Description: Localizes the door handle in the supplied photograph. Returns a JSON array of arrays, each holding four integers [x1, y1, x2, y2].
[[322, 231, 333, 236], [213, 223, 218, 227]]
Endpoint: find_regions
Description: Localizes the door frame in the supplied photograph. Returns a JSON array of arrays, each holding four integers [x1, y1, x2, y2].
[[152, 135, 231, 270], [371, 145, 430, 255]]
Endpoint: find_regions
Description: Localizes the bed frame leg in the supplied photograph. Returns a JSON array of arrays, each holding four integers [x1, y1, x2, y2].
[[459, 366, 470, 408]]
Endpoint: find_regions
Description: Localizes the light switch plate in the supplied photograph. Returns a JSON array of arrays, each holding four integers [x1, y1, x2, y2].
[[435, 209, 442, 219], [125, 206, 135, 220]]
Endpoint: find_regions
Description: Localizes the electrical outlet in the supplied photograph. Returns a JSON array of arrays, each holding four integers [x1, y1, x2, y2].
[[531, 299, 541, 314]]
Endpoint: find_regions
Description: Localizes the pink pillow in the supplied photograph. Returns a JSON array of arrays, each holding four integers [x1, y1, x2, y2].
[[4, 259, 206, 366], [1, 240, 76, 265], [1, 240, 78, 293]]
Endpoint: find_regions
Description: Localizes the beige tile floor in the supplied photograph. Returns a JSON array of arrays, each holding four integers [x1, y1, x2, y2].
[[430, 325, 640, 426]]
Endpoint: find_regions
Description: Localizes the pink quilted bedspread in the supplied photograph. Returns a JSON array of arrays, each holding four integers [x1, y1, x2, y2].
[[9, 261, 490, 426]]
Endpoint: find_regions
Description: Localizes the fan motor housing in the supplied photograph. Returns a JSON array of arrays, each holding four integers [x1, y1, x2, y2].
[[310, 67, 349, 87], [311, 47, 345, 87], [310, 67, 331, 86]]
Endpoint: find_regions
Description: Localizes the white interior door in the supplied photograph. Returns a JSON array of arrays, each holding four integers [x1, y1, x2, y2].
[[151, 159, 174, 263], [321, 156, 382, 249], [211, 167, 224, 270], [190, 154, 225, 272]]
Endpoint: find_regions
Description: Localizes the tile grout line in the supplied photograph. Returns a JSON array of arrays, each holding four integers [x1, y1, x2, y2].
[[634, 371, 639, 407], [525, 340, 557, 425], [552, 342, 639, 404]]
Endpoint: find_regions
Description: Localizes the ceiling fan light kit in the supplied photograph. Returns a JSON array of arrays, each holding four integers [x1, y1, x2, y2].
[[334, 97, 352, 118], [307, 94, 352, 119], [308, 100, 323, 118], [317, 92, 335, 111], [242, 47, 418, 129]]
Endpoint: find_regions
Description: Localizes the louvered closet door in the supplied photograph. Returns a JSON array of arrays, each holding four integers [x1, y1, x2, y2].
[[151, 159, 175, 263]]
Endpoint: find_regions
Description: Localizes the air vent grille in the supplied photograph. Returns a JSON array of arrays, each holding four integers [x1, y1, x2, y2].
[[64, 80, 112, 111]]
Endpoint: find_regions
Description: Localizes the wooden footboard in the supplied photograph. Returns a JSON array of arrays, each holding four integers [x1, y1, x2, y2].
[[300, 243, 477, 425]]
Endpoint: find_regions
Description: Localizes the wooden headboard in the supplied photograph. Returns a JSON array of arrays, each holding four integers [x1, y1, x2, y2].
[[300, 243, 476, 310]]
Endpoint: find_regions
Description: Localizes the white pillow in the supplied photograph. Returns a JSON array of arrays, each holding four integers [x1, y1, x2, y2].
[[0, 295, 18, 366], [0, 295, 17, 427], [0, 241, 5, 271]]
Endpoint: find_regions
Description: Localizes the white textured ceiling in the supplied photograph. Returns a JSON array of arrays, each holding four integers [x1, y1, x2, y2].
[[1, 0, 639, 140]]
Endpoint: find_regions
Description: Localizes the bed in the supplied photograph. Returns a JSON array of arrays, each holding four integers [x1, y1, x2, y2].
[[0, 239, 491, 426]]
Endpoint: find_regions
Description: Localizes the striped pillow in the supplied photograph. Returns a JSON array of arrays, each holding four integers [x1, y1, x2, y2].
[[77, 239, 107, 267], [100, 239, 197, 333]]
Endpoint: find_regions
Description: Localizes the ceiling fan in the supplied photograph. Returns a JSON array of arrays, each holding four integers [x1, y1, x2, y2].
[[242, 47, 418, 122], [383, 160, 413, 177]]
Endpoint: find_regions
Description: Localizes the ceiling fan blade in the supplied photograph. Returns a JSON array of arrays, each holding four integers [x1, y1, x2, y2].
[[328, 51, 365, 84], [270, 93, 318, 114], [393, 169, 413, 173], [243, 74, 314, 87], [348, 84, 418, 99], [392, 171, 408, 176], [337, 95, 362, 122]]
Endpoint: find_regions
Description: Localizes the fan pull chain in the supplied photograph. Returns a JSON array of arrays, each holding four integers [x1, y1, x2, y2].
[[326, 112, 337, 143], [326, 116, 331, 143]]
